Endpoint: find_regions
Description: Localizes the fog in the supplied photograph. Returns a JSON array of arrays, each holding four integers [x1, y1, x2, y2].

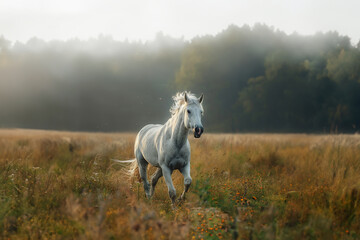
[[0, 33, 184, 131], [1, 24, 360, 133]]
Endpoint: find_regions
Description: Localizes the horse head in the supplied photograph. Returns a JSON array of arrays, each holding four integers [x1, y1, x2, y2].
[[184, 92, 204, 138]]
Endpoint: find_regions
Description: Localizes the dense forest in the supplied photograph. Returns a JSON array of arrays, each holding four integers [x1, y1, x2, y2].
[[1, 24, 360, 133]]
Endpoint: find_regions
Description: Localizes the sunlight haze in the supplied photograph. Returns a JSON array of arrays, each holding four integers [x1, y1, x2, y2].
[[0, 0, 359, 43]]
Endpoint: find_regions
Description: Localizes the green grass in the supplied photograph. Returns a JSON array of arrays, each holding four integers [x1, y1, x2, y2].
[[0, 130, 359, 239]]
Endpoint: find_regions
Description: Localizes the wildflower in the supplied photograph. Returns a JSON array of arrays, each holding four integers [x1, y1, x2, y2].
[[252, 196, 257, 200]]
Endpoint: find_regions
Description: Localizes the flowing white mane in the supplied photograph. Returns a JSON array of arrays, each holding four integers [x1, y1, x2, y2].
[[170, 91, 198, 116]]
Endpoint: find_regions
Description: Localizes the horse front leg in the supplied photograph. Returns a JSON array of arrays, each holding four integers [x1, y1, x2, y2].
[[179, 163, 192, 201], [161, 166, 176, 207]]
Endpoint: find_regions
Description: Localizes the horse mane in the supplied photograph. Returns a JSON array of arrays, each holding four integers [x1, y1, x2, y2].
[[170, 91, 198, 116]]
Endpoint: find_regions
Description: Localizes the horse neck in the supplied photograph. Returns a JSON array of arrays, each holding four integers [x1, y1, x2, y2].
[[170, 108, 188, 147]]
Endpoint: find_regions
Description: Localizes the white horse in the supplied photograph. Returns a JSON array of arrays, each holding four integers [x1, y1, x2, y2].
[[114, 92, 204, 206]]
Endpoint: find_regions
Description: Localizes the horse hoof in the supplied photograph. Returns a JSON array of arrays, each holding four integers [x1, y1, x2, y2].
[[179, 193, 186, 201], [175, 197, 185, 207], [171, 203, 178, 210], [145, 192, 152, 199], [149, 189, 154, 198]]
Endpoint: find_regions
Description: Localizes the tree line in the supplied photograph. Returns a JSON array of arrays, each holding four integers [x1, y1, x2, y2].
[[1, 24, 360, 132]]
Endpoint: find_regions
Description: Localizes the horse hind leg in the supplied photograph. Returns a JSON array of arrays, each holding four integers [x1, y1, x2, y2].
[[136, 151, 151, 199], [150, 168, 162, 197]]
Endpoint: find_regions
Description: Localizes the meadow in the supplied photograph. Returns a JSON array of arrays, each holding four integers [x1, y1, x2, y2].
[[0, 129, 359, 239]]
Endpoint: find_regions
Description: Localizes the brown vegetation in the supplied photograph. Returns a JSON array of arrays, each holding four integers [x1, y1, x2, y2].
[[0, 129, 359, 239]]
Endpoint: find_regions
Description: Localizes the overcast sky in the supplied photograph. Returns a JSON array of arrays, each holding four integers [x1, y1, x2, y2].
[[0, 0, 359, 43]]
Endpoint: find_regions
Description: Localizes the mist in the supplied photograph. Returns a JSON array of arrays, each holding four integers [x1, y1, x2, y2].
[[0, 33, 184, 131], [1, 24, 360, 133]]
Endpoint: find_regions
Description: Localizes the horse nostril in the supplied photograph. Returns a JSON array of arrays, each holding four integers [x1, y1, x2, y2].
[[195, 127, 199, 133], [200, 127, 204, 134]]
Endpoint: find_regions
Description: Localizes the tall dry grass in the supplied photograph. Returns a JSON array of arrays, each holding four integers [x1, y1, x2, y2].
[[0, 129, 359, 239]]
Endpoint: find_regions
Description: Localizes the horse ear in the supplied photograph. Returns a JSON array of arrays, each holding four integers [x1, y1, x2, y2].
[[198, 94, 204, 103], [184, 92, 188, 103]]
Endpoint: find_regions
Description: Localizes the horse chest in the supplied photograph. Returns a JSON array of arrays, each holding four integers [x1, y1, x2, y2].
[[165, 146, 189, 170], [168, 156, 187, 170], [161, 139, 190, 170]]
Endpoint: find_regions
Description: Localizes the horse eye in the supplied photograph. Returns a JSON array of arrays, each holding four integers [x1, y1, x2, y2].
[[187, 110, 191, 114]]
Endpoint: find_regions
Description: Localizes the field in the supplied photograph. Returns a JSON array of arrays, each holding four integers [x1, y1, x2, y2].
[[0, 129, 360, 239]]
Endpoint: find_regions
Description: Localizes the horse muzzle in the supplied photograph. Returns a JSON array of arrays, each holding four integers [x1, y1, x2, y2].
[[194, 126, 204, 138]]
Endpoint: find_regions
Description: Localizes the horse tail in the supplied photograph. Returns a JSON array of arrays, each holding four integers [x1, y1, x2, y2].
[[111, 158, 140, 182], [128, 159, 138, 178], [111, 159, 136, 164]]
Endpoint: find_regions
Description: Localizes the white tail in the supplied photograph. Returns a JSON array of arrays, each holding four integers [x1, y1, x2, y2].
[[111, 159, 136, 163], [111, 158, 139, 181]]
